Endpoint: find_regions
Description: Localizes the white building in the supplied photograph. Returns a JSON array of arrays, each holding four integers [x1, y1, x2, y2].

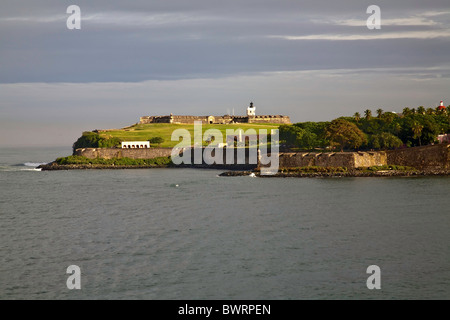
[[121, 141, 150, 149]]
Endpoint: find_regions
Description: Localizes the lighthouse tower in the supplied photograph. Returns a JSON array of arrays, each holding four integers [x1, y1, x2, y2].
[[247, 102, 256, 116], [438, 101, 446, 110]]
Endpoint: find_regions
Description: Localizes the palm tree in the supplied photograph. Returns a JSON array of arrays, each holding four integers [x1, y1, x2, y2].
[[417, 106, 425, 115], [402, 107, 411, 116], [412, 121, 424, 146], [376, 108, 383, 118], [354, 112, 361, 122], [426, 108, 434, 115], [364, 109, 372, 120]]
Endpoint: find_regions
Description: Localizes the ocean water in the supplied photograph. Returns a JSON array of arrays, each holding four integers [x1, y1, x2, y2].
[[0, 147, 449, 300]]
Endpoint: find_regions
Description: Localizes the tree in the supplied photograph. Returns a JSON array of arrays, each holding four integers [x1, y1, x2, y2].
[[369, 132, 403, 150], [364, 109, 372, 120], [279, 125, 305, 147], [402, 107, 412, 116], [417, 106, 425, 115], [325, 119, 367, 152], [382, 112, 397, 124], [392, 121, 402, 135], [426, 108, 435, 115], [299, 131, 318, 150], [72, 131, 121, 152], [354, 112, 361, 122], [149, 136, 164, 147], [376, 108, 383, 118], [411, 121, 424, 146], [294, 122, 330, 148]]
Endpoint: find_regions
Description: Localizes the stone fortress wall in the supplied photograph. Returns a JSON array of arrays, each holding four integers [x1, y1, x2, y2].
[[139, 114, 291, 125], [386, 143, 449, 170], [74, 147, 173, 159], [276, 144, 449, 170], [139, 103, 291, 125], [74, 144, 450, 171], [276, 151, 387, 169]]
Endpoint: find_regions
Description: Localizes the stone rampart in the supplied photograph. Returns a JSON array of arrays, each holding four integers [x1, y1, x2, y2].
[[387, 144, 449, 170], [73, 144, 450, 171], [139, 114, 291, 125], [74, 148, 173, 159], [277, 151, 387, 169]]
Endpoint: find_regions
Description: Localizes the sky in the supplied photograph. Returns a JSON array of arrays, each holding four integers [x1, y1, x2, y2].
[[1, 0, 450, 147]]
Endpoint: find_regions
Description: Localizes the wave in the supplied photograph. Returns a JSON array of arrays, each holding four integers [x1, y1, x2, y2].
[[0, 163, 46, 172], [11, 162, 48, 167], [20, 168, 42, 171], [24, 162, 47, 167]]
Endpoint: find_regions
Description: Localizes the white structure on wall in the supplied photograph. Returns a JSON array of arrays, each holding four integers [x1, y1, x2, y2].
[[121, 141, 150, 149], [246, 102, 256, 116]]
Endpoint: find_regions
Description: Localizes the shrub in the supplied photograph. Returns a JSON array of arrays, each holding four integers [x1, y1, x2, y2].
[[149, 136, 164, 147]]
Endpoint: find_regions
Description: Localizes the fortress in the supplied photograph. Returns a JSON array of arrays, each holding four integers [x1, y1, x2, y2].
[[139, 102, 291, 125]]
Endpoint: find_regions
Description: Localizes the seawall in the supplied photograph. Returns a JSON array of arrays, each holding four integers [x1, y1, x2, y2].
[[277, 144, 450, 170], [387, 143, 449, 170], [73, 144, 450, 171], [277, 151, 387, 169], [74, 147, 173, 159]]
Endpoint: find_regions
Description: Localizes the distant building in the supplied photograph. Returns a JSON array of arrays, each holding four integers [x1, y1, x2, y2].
[[438, 100, 447, 111], [139, 102, 291, 125], [121, 141, 150, 149]]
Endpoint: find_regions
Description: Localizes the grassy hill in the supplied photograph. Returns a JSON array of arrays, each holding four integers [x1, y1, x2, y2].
[[92, 123, 280, 148]]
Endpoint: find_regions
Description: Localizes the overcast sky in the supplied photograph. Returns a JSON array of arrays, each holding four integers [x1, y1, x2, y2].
[[1, 0, 449, 146]]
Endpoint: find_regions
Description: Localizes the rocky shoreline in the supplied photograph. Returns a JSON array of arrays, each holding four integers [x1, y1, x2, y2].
[[219, 170, 450, 178], [38, 162, 450, 177], [38, 162, 171, 171]]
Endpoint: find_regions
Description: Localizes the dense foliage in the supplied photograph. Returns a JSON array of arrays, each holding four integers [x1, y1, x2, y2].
[[280, 108, 449, 151], [72, 132, 122, 152], [324, 119, 367, 152]]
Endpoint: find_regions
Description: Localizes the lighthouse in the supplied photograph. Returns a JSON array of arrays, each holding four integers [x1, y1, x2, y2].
[[247, 102, 256, 116], [438, 101, 446, 110]]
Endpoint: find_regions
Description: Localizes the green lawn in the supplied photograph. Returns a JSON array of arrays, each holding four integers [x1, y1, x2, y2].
[[99, 123, 280, 148]]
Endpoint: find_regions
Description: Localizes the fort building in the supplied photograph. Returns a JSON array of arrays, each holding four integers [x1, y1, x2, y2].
[[139, 102, 291, 125]]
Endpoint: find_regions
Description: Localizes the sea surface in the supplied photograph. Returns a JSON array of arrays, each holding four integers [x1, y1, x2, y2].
[[0, 147, 449, 299]]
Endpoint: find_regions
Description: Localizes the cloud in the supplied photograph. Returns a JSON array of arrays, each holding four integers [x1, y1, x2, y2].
[[335, 17, 439, 27], [0, 15, 65, 23], [269, 29, 450, 41], [325, 11, 450, 27], [421, 10, 450, 17], [0, 11, 221, 28]]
